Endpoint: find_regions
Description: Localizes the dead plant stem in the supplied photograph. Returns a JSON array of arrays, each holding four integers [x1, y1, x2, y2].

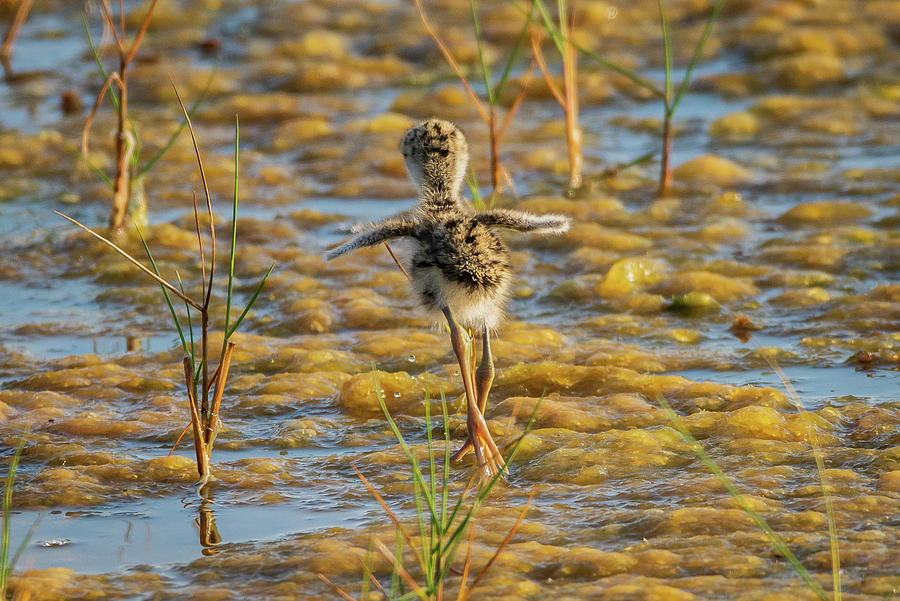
[[201, 311, 209, 415], [658, 111, 672, 196], [560, 1, 582, 190], [53, 211, 203, 311], [110, 61, 131, 230], [488, 105, 500, 192], [206, 342, 235, 447], [184, 358, 209, 478], [0, 0, 34, 74]]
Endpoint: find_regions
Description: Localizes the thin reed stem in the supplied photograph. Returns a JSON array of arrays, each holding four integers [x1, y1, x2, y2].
[[205, 342, 235, 448], [54, 211, 203, 311], [657, 395, 830, 601], [488, 106, 500, 192], [184, 358, 209, 478], [0, 0, 34, 75], [530, 0, 582, 190], [659, 112, 672, 196], [170, 76, 215, 414], [462, 490, 533, 599], [352, 465, 428, 578], [765, 358, 842, 601], [657, 0, 673, 196]]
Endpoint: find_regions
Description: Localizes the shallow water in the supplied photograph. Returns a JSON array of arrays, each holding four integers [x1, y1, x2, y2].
[[1, 0, 899, 599]]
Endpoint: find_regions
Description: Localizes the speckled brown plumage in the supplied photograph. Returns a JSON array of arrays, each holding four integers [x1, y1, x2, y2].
[[328, 118, 569, 330], [327, 118, 570, 477]]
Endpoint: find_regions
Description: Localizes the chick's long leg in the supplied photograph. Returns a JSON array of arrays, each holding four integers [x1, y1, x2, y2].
[[450, 329, 504, 471], [476, 328, 495, 414], [443, 309, 502, 477], [443, 308, 485, 471]]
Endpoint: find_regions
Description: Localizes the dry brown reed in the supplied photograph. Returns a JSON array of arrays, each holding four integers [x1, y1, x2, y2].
[[530, 0, 582, 191], [413, 0, 534, 197], [81, 0, 159, 232], [0, 0, 33, 76]]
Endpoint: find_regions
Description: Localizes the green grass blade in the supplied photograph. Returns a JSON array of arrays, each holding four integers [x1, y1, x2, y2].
[[531, 0, 562, 52], [194, 357, 204, 388], [225, 264, 274, 340], [372, 365, 440, 527], [657, 0, 672, 104], [425, 386, 436, 507], [423, 384, 437, 586], [85, 157, 114, 188], [438, 395, 543, 583], [466, 168, 484, 211], [410, 475, 430, 582], [525, 0, 664, 97], [138, 229, 190, 356], [765, 358, 841, 601], [372, 371, 438, 530], [401, 375, 431, 580], [493, 2, 532, 101], [174, 271, 196, 363], [82, 13, 118, 110], [656, 396, 830, 601], [138, 60, 220, 177], [670, 0, 724, 114], [557, 0, 567, 40], [130, 121, 143, 169], [440, 392, 451, 533], [1, 438, 25, 597], [531, 0, 564, 55], [9, 512, 41, 576], [225, 116, 239, 336], [469, 0, 494, 105], [173, 271, 201, 389]]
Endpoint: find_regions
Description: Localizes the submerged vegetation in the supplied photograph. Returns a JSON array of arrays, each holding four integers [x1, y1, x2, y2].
[[0, 0, 898, 599]]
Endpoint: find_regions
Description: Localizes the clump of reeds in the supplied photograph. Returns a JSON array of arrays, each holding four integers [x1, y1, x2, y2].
[[58, 81, 272, 489], [656, 356, 842, 601], [0, 0, 33, 77], [530, 0, 582, 191], [81, 0, 215, 232], [529, 0, 724, 196], [320, 380, 540, 600], [1, 438, 39, 601], [413, 0, 534, 200], [654, 0, 725, 196]]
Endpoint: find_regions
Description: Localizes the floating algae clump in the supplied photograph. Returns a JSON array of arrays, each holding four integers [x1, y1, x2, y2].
[[709, 111, 760, 137], [338, 370, 421, 417], [596, 257, 670, 298], [777, 200, 872, 225], [673, 154, 752, 185]]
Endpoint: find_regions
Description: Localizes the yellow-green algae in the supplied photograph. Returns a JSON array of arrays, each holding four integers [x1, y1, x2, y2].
[[0, 0, 898, 598]]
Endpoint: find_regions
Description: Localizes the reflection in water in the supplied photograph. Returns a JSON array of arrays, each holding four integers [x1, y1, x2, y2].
[[125, 335, 144, 352], [117, 521, 133, 564], [196, 485, 222, 555]]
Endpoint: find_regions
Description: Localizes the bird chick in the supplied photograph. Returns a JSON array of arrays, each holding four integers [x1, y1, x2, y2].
[[327, 118, 570, 477]]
